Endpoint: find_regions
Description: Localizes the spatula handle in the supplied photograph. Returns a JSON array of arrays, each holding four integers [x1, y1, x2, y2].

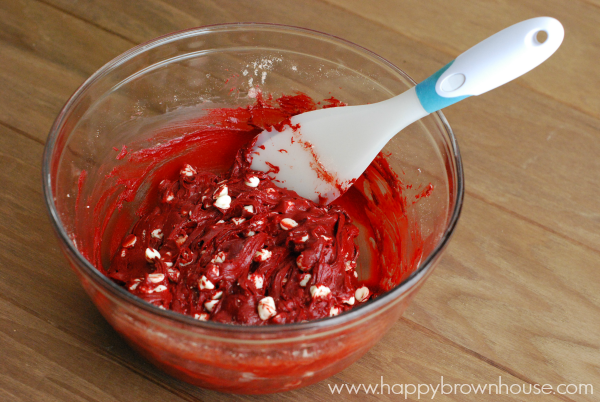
[[415, 17, 564, 113]]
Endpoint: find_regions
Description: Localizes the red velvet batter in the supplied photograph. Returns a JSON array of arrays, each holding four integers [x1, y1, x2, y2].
[[107, 146, 369, 325], [104, 93, 374, 325]]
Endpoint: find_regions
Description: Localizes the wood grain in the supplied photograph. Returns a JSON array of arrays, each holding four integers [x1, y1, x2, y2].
[[0, 0, 132, 141], [324, 0, 600, 118], [1, 0, 599, 400]]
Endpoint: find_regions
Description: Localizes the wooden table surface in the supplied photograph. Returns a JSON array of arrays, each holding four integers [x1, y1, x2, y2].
[[1, 1, 599, 401]]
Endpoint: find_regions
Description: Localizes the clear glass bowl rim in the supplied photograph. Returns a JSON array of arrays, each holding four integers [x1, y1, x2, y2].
[[41, 22, 464, 336]]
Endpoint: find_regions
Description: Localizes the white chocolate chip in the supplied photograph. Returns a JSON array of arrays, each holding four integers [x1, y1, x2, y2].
[[300, 234, 309, 242], [248, 273, 264, 289], [208, 264, 220, 277], [214, 195, 231, 209], [232, 217, 246, 225], [149, 285, 167, 293], [310, 285, 331, 300], [280, 218, 298, 230], [330, 306, 340, 317], [257, 296, 276, 320], [299, 273, 311, 287], [148, 273, 165, 283], [199, 275, 215, 290], [355, 286, 370, 302], [165, 261, 173, 267], [165, 192, 175, 203], [122, 235, 137, 248], [175, 234, 188, 246], [216, 220, 225, 224], [151, 229, 163, 239], [194, 313, 210, 321], [296, 254, 310, 272], [245, 230, 256, 237], [281, 200, 295, 213], [181, 164, 197, 177], [204, 299, 219, 312], [244, 176, 260, 187], [353, 271, 358, 278], [167, 268, 180, 281], [211, 251, 226, 263], [212, 290, 223, 300], [243, 205, 254, 214], [145, 248, 161, 263], [254, 249, 272, 262], [213, 185, 228, 198], [343, 296, 355, 305], [129, 279, 142, 290]]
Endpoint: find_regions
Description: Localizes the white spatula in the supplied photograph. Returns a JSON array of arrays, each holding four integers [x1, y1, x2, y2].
[[250, 17, 564, 203]]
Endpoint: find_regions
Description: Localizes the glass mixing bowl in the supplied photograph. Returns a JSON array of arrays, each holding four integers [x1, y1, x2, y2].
[[42, 23, 463, 394]]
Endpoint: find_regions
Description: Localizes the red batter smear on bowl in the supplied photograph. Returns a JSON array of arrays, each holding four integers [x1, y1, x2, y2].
[[80, 92, 429, 326]]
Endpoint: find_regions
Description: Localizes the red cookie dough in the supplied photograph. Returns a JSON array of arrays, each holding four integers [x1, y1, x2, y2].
[[107, 140, 371, 325]]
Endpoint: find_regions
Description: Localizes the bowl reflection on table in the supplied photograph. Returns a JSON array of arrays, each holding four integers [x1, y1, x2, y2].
[[42, 23, 463, 394]]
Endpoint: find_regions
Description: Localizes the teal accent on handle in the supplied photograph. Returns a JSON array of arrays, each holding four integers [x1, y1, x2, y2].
[[415, 60, 470, 113]]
